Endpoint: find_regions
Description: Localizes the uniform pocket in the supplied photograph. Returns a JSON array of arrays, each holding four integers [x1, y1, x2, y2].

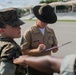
[[48, 37, 53, 46]]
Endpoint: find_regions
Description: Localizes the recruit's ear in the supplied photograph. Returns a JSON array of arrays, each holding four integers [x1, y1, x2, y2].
[[0, 28, 1, 33], [0, 28, 4, 33]]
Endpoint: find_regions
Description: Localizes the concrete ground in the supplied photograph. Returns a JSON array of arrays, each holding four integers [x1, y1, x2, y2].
[[15, 21, 76, 75]]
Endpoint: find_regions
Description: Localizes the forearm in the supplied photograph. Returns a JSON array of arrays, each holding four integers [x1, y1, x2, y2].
[[24, 55, 63, 73], [13, 55, 63, 73], [22, 49, 40, 56]]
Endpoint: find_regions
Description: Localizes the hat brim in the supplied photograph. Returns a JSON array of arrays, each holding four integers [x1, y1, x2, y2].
[[7, 18, 25, 27], [33, 5, 57, 24]]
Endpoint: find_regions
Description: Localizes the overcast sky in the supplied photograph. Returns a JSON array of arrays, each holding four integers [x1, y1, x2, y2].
[[0, 0, 41, 9]]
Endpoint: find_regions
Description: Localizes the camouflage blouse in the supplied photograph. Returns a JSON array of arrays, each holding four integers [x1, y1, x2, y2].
[[0, 36, 26, 75]]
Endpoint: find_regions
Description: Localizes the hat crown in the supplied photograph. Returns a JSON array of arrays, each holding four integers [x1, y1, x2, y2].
[[38, 5, 53, 20], [0, 8, 24, 28], [33, 4, 57, 23], [0, 8, 18, 22]]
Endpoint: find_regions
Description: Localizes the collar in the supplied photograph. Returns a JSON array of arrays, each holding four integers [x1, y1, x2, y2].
[[0, 36, 13, 42], [32, 24, 52, 33]]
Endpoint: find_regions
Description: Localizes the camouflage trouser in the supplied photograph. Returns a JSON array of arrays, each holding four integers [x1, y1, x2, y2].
[[0, 61, 16, 75]]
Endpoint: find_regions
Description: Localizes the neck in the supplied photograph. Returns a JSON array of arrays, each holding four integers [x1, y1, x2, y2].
[[0, 35, 13, 39], [37, 25, 45, 29], [36, 20, 48, 29]]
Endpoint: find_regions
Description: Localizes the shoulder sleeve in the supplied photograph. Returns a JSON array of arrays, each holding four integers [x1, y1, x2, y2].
[[1, 43, 17, 62], [20, 28, 31, 50]]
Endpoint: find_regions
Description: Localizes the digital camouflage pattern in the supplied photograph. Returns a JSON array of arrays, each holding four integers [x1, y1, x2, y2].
[[0, 36, 26, 75], [0, 8, 24, 28]]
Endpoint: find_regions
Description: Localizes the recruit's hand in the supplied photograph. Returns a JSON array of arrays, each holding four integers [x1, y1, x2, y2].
[[13, 55, 28, 65]]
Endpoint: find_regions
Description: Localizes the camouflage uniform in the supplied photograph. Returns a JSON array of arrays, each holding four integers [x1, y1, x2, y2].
[[0, 8, 26, 75], [0, 36, 26, 75]]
